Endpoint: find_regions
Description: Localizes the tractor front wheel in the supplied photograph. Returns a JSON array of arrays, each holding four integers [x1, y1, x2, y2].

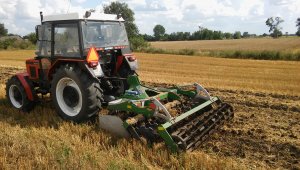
[[6, 76, 35, 112], [51, 64, 103, 123]]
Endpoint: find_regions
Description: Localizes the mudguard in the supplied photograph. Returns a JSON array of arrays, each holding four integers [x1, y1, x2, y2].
[[124, 54, 138, 71], [84, 62, 104, 77], [16, 73, 34, 101]]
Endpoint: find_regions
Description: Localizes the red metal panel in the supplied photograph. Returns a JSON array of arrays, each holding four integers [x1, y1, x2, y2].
[[16, 72, 34, 101], [115, 55, 124, 74], [26, 59, 40, 80]]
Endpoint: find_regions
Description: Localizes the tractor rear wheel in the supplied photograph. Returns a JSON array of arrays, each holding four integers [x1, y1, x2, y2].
[[51, 64, 103, 123], [6, 76, 35, 112]]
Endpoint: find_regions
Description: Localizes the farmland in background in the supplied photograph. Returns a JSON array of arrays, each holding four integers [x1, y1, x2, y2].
[[150, 38, 300, 52], [0, 50, 299, 169], [146, 38, 300, 60]]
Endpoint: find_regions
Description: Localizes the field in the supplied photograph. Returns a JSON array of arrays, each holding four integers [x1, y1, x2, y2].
[[150, 38, 300, 52], [0, 50, 300, 169], [148, 38, 300, 60]]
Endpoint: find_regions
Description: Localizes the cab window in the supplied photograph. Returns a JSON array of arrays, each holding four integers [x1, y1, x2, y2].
[[54, 23, 80, 57], [36, 24, 51, 57]]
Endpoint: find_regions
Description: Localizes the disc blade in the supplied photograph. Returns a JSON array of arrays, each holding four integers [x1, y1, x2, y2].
[[98, 115, 130, 138]]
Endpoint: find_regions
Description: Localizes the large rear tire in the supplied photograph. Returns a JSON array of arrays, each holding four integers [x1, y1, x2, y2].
[[51, 64, 103, 123], [6, 76, 35, 112]]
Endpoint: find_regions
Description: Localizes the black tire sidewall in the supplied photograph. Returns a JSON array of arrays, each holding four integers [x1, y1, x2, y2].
[[51, 65, 101, 122], [6, 76, 35, 112]]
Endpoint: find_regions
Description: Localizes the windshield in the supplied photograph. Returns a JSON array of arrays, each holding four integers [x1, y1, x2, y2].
[[82, 21, 129, 48]]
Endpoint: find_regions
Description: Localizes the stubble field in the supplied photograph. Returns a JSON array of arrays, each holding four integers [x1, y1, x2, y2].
[[0, 50, 299, 169], [150, 38, 300, 52]]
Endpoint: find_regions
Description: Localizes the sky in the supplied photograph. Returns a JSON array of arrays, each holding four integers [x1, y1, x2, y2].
[[0, 0, 300, 36]]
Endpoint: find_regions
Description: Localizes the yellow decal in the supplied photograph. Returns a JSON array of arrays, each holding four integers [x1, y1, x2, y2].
[[158, 126, 164, 131], [127, 105, 132, 109]]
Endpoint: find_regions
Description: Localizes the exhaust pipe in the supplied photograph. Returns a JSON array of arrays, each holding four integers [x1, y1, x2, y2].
[[40, 11, 43, 24]]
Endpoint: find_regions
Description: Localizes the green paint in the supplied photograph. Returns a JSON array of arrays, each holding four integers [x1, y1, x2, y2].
[[157, 126, 178, 153], [107, 99, 154, 118], [157, 97, 220, 152], [107, 75, 222, 152], [176, 88, 197, 97]]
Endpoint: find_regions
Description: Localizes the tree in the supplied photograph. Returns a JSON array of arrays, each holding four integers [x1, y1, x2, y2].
[[142, 34, 155, 41], [103, 2, 148, 50], [296, 18, 300, 36], [153, 25, 165, 41], [233, 31, 241, 39], [224, 32, 232, 39], [213, 31, 223, 40], [0, 23, 8, 36], [242, 32, 249, 38], [265, 17, 284, 38], [103, 2, 139, 39], [24, 32, 37, 44]]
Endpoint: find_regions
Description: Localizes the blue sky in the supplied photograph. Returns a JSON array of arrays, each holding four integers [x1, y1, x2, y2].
[[0, 0, 300, 36]]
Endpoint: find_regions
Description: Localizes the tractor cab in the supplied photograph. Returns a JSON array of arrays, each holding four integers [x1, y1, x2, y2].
[[36, 13, 130, 56], [31, 11, 137, 95]]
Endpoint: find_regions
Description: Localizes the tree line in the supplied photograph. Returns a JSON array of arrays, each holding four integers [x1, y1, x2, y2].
[[143, 26, 250, 41], [144, 17, 300, 41]]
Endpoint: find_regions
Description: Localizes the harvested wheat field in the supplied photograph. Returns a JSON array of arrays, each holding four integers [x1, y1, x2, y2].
[[0, 50, 299, 169], [150, 38, 300, 52]]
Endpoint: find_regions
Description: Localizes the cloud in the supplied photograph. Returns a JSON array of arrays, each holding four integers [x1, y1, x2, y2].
[[75, 0, 87, 3], [130, 0, 299, 34], [0, 0, 299, 36], [0, 0, 87, 35]]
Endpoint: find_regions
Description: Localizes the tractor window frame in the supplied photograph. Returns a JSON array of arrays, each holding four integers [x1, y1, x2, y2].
[[81, 21, 129, 50], [52, 22, 82, 58], [36, 23, 52, 57]]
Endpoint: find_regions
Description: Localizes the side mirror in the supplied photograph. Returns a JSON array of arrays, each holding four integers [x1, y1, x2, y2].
[[84, 11, 91, 18], [117, 14, 122, 19], [35, 25, 41, 41], [84, 9, 95, 19]]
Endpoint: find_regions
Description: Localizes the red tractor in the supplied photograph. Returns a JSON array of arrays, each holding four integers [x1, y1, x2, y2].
[[6, 11, 137, 122], [6, 11, 233, 152]]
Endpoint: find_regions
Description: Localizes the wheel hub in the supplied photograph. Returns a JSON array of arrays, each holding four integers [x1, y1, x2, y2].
[[63, 86, 79, 107], [56, 77, 82, 117], [9, 85, 23, 108]]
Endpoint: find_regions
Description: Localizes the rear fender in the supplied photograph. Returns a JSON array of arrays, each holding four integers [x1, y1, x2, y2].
[[26, 59, 40, 80], [123, 54, 138, 71], [47, 59, 103, 80], [16, 73, 34, 101], [84, 63, 104, 78]]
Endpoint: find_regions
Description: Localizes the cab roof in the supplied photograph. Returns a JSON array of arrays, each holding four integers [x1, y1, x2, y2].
[[43, 12, 124, 22]]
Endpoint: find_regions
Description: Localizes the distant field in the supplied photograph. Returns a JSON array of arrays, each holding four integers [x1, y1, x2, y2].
[[150, 38, 300, 52], [0, 50, 34, 66], [147, 38, 300, 60]]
